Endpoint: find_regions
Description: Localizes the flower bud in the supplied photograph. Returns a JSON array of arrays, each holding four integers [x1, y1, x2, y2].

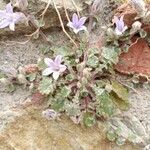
[[130, 21, 142, 34], [132, 21, 142, 30]]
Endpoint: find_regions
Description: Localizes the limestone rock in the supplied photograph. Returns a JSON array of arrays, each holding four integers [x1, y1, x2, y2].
[[0, 107, 139, 150]]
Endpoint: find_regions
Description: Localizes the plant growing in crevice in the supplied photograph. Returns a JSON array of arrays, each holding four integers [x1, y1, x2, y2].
[[0, 0, 149, 148]]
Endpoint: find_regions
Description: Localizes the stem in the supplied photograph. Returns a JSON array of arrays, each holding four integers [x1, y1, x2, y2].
[[52, 0, 78, 48]]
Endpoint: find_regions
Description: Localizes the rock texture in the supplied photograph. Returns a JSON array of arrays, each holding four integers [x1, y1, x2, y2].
[[115, 38, 150, 76], [0, 0, 93, 36], [0, 107, 139, 150]]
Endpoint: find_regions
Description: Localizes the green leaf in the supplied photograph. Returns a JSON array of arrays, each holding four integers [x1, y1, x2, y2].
[[64, 57, 76, 66], [107, 116, 146, 145], [102, 46, 121, 64], [64, 101, 81, 116], [96, 91, 115, 117], [87, 54, 99, 68], [26, 73, 36, 82], [0, 72, 6, 79], [83, 113, 96, 127], [37, 58, 47, 70], [51, 99, 65, 112], [116, 136, 126, 145], [65, 74, 74, 81], [110, 81, 129, 110], [52, 46, 73, 57], [106, 130, 117, 142], [38, 77, 54, 95], [60, 86, 71, 98]]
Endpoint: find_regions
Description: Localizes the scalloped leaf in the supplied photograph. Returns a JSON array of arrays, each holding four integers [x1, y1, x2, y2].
[[38, 77, 54, 95], [87, 54, 99, 68], [83, 113, 96, 127], [102, 46, 121, 64]]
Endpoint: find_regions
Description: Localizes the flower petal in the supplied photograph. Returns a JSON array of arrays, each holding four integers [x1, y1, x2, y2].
[[6, 3, 13, 14], [78, 17, 87, 27], [73, 25, 87, 34], [67, 22, 74, 29], [42, 109, 58, 120], [0, 10, 7, 18], [72, 13, 78, 24], [42, 68, 53, 76], [0, 19, 10, 29], [9, 22, 15, 31], [44, 58, 54, 67], [59, 65, 67, 72], [115, 27, 123, 35], [54, 55, 62, 65], [52, 71, 60, 80], [113, 16, 119, 24], [13, 12, 22, 23]]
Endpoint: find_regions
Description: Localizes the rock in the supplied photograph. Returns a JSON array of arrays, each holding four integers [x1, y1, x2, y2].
[[0, 0, 93, 36], [114, 3, 150, 33], [115, 38, 150, 76], [0, 106, 139, 150], [114, 3, 137, 27]]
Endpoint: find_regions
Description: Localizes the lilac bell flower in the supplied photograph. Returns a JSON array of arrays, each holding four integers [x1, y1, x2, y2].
[[42, 55, 67, 80], [0, 3, 24, 31], [67, 13, 87, 34], [113, 16, 128, 36]]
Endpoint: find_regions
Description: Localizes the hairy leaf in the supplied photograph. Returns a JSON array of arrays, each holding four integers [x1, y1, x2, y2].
[[102, 46, 121, 64], [38, 77, 54, 95], [52, 46, 73, 57], [64, 101, 81, 116], [87, 54, 99, 68], [60, 86, 71, 98], [96, 91, 115, 117], [83, 113, 96, 127]]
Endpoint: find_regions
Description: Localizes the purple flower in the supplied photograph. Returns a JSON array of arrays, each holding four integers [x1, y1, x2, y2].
[[113, 16, 128, 36], [42, 109, 59, 120], [0, 3, 24, 31], [42, 55, 67, 80], [67, 13, 87, 34]]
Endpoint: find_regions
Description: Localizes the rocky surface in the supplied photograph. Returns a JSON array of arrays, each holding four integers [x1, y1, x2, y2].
[[0, 1, 149, 149], [0, 0, 94, 36], [0, 106, 139, 150]]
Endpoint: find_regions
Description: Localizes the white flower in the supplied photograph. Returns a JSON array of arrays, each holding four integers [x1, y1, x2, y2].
[[132, 21, 142, 30], [42, 55, 67, 80]]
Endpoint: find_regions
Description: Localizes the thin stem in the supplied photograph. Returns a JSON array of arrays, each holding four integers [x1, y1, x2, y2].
[[40, 0, 51, 20], [71, 0, 80, 17], [62, 0, 71, 22], [52, 0, 78, 48]]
